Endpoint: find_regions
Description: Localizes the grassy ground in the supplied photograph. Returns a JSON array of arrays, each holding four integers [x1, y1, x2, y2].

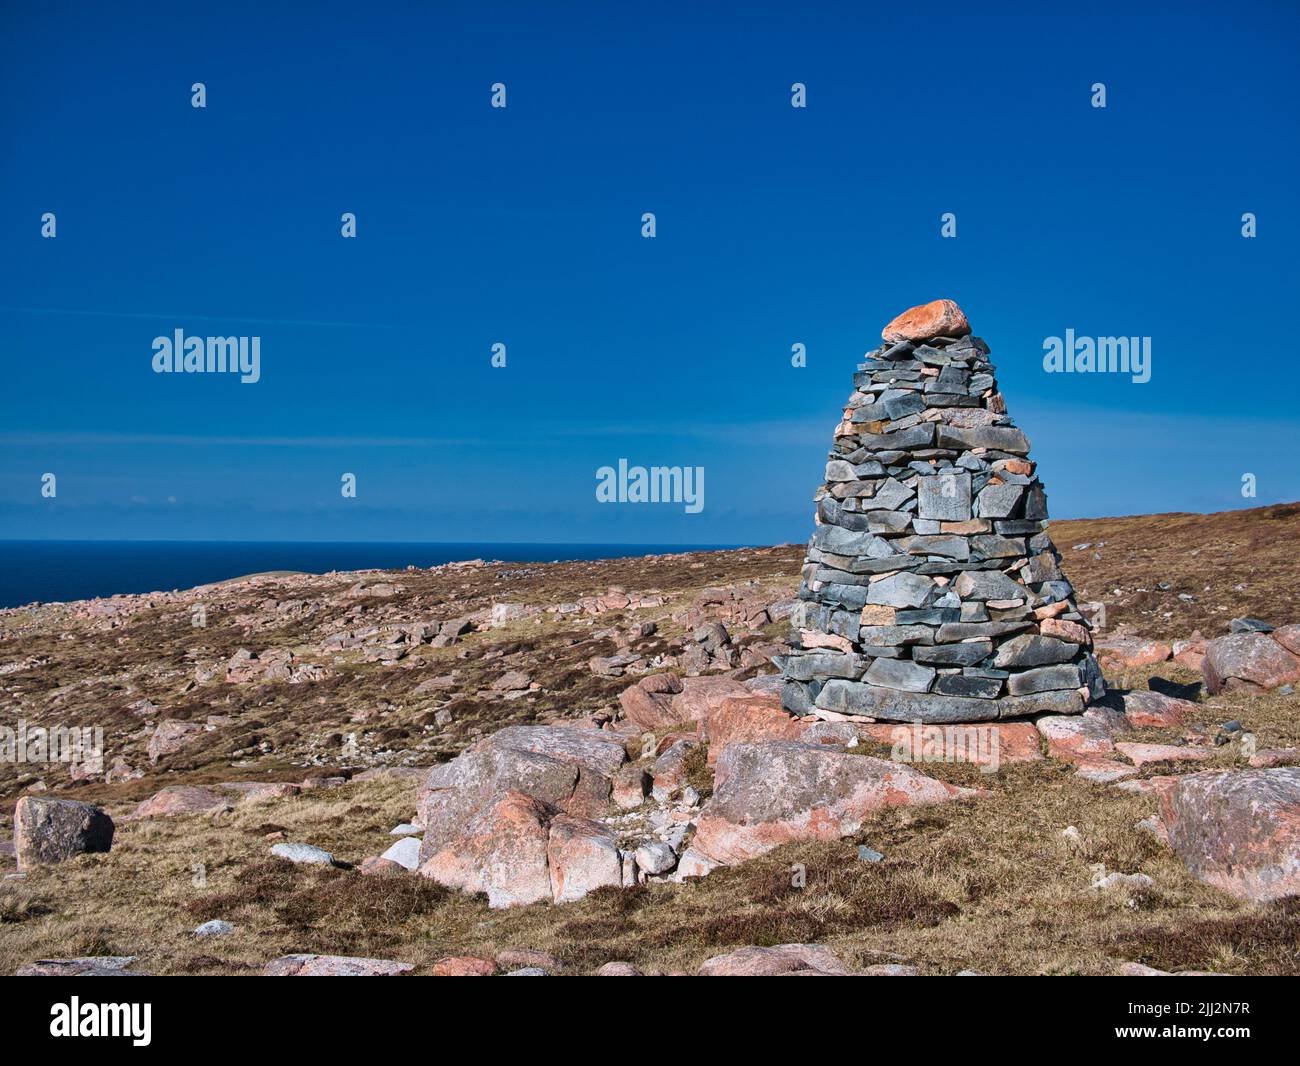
[[2, 657, 1296, 976], [2, 505, 1298, 975]]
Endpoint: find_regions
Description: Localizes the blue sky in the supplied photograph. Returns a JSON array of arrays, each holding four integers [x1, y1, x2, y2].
[[2, 1, 1297, 544]]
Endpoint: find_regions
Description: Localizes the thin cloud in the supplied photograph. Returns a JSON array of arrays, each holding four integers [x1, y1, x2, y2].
[[0, 306, 390, 329], [0, 431, 481, 448]]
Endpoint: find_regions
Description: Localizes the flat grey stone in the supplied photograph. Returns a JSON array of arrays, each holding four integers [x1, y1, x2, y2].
[[934, 674, 1002, 699], [825, 459, 856, 482], [975, 483, 1024, 519], [1006, 664, 1082, 695], [992, 634, 1077, 669], [902, 535, 970, 560], [970, 534, 1025, 558], [867, 510, 913, 534], [776, 652, 866, 682], [271, 842, 337, 866], [937, 621, 1034, 641], [380, 836, 421, 871], [854, 425, 935, 452], [634, 841, 677, 875], [815, 680, 1001, 723], [953, 570, 1025, 602], [871, 477, 916, 512], [913, 640, 993, 666], [937, 425, 1030, 455], [866, 572, 934, 608], [917, 471, 972, 521], [858, 625, 934, 646], [864, 657, 935, 692]]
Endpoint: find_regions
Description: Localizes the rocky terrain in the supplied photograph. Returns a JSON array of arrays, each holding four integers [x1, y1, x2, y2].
[[2, 502, 1300, 976]]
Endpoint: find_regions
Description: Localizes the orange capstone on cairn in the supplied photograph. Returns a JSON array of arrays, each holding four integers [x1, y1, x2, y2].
[[881, 298, 970, 343]]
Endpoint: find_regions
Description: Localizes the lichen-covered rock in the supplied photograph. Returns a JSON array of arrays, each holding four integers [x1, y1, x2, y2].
[[691, 740, 975, 866], [881, 298, 970, 344], [697, 943, 854, 976], [130, 786, 231, 819], [420, 790, 555, 908], [417, 724, 626, 864], [1201, 632, 1300, 694], [263, 954, 413, 976], [14, 796, 114, 870], [1156, 767, 1300, 901]]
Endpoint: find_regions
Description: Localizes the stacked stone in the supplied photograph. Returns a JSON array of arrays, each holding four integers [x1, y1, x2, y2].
[[779, 299, 1103, 724]]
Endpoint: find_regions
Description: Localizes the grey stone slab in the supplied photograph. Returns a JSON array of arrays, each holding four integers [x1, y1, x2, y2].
[[776, 652, 868, 682], [937, 425, 1030, 455], [815, 680, 1001, 723], [1006, 664, 1081, 695], [975, 483, 1024, 519], [934, 674, 1002, 699], [953, 570, 1026, 601], [913, 640, 993, 666], [864, 657, 935, 692], [853, 425, 935, 452], [917, 471, 973, 521], [991, 634, 1077, 669], [865, 572, 934, 608], [997, 688, 1084, 718], [858, 625, 935, 646], [936, 621, 1034, 642]]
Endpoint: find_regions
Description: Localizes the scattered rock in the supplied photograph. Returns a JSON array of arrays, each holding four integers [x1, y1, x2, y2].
[[379, 836, 421, 871], [1155, 767, 1300, 902], [16, 956, 144, 977], [358, 856, 406, 876], [691, 740, 974, 867], [697, 943, 853, 976], [634, 841, 677, 876], [270, 842, 338, 866], [650, 739, 699, 801], [263, 954, 413, 976], [618, 673, 684, 730], [1114, 742, 1212, 769], [611, 766, 650, 809], [1202, 632, 1300, 694], [1095, 636, 1172, 670], [595, 961, 642, 976], [131, 786, 232, 820], [421, 791, 554, 908], [147, 718, 203, 762], [430, 955, 495, 976], [14, 797, 114, 870], [1116, 690, 1196, 729], [547, 815, 623, 903], [702, 692, 808, 767], [496, 948, 561, 971]]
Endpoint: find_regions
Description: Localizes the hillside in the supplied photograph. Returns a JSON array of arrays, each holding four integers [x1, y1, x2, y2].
[[2, 502, 1299, 976]]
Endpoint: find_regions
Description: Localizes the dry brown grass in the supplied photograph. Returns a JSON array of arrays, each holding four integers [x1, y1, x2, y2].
[[1051, 502, 1300, 640], [2, 665, 1297, 976], [2, 507, 1298, 975]]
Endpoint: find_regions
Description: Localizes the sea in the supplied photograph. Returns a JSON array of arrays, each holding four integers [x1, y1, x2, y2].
[[0, 541, 742, 610]]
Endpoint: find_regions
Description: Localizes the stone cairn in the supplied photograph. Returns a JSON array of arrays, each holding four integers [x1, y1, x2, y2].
[[779, 299, 1103, 723]]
